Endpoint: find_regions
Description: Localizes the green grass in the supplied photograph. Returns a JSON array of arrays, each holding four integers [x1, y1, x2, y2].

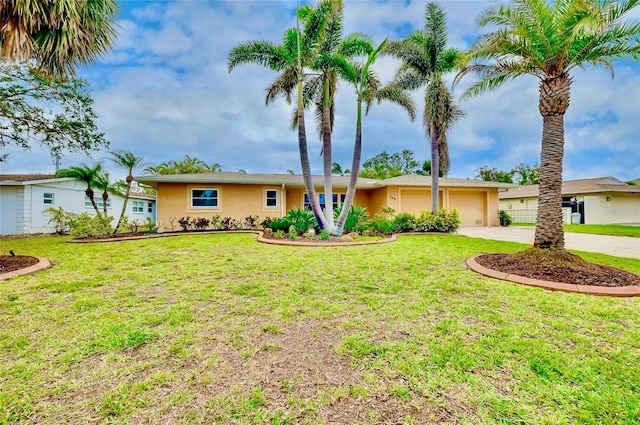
[[513, 223, 640, 237], [1, 233, 639, 424]]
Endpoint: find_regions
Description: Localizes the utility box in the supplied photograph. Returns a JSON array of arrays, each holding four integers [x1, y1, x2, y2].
[[571, 212, 581, 224]]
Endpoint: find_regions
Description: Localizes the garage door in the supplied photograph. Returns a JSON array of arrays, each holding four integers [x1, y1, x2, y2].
[[449, 191, 486, 226]]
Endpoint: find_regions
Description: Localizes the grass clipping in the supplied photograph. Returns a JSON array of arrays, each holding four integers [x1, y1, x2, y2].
[[476, 248, 640, 287]]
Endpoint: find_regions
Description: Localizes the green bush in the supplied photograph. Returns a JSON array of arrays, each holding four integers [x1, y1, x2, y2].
[[320, 230, 330, 240], [43, 206, 70, 234], [285, 208, 317, 235], [362, 214, 395, 235], [393, 212, 417, 233], [67, 212, 113, 238], [334, 204, 369, 234], [415, 209, 460, 233], [266, 217, 291, 233], [498, 210, 512, 226]]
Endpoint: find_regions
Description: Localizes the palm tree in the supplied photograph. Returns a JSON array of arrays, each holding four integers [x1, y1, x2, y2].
[[457, 0, 640, 251], [56, 163, 105, 223], [332, 39, 416, 235], [228, 2, 333, 230], [110, 150, 144, 233], [0, 0, 119, 79], [94, 171, 113, 219], [385, 2, 465, 214], [207, 162, 222, 173]]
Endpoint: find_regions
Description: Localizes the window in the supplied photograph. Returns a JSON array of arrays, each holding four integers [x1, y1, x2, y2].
[[43, 193, 54, 205], [191, 188, 218, 208], [147, 202, 153, 213], [85, 197, 111, 208], [265, 189, 278, 208], [132, 201, 144, 213], [304, 193, 346, 211]]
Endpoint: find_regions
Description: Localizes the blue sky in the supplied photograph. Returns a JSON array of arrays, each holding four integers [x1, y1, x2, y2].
[[2, 0, 639, 182]]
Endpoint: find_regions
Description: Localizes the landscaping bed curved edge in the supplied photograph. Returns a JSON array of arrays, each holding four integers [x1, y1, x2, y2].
[[0, 257, 52, 281], [67, 230, 262, 243], [466, 255, 640, 297]]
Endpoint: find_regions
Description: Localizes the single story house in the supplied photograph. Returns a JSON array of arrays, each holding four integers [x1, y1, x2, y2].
[[134, 172, 515, 230], [499, 176, 640, 224], [0, 174, 157, 235]]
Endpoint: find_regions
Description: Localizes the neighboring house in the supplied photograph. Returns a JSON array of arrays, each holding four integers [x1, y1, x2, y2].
[[499, 177, 640, 225], [0, 174, 157, 235], [135, 172, 515, 230]]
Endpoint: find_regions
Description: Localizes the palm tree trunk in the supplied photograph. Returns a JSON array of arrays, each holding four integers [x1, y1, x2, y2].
[[86, 187, 104, 222], [534, 75, 570, 251], [298, 81, 329, 230], [114, 176, 132, 234], [322, 81, 335, 232], [334, 101, 363, 236], [431, 124, 440, 214], [102, 191, 108, 218]]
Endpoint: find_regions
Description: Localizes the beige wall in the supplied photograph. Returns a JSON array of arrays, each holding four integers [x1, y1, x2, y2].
[[584, 193, 640, 224]]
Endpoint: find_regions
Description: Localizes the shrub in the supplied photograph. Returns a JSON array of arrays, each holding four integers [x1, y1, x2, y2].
[[363, 214, 394, 235], [260, 217, 273, 229], [319, 230, 330, 240], [178, 217, 191, 231], [221, 217, 237, 230], [145, 217, 160, 233], [288, 225, 297, 240], [127, 219, 142, 233], [273, 230, 286, 239], [499, 210, 512, 226], [44, 206, 70, 234], [286, 208, 317, 235], [192, 217, 210, 231], [415, 209, 460, 233], [266, 217, 291, 233], [243, 215, 259, 229], [334, 204, 368, 234], [167, 216, 177, 232], [393, 212, 417, 233], [211, 214, 222, 230], [67, 212, 113, 238]]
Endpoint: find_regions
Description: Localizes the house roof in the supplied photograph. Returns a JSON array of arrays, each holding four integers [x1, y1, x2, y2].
[[134, 172, 380, 189], [500, 177, 640, 199], [0, 174, 56, 183], [375, 175, 516, 188], [135, 172, 514, 190]]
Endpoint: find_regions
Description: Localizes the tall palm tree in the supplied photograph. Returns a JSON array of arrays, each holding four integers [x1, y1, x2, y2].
[[110, 150, 144, 234], [385, 2, 465, 214], [56, 163, 105, 223], [457, 0, 640, 251], [94, 171, 112, 219], [332, 39, 416, 235], [0, 0, 119, 78], [228, 2, 333, 230]]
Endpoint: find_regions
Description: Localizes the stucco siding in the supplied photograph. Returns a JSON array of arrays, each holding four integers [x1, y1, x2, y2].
[[584, 194, 640, 224]]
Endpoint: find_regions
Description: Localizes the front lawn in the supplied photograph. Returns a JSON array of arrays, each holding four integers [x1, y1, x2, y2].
[[1, 234, 639, 424], [513, 223, 640, 237]]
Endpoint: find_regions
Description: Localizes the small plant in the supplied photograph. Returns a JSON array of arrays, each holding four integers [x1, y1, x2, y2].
[[266, 217, 291, 232], [393, 212, 417, 233], [381, 206, 396, 218], [320, 230, 330, 241], [145, 217, 160, 233], [127, 219, 142, 234], [43, 206, 70, 234], [192, 217, 210, 231], [67, 212, 113, 238], [285, 208, 317, 235], [273, 230, 286, 239], [499, 210, 513, 226], [243, 215, 259, 229], [221, 217, 237, 230], [167, 216, 177, 232], [334, 204, 368, 233], [260, 217, 273, 229], [211, 214, 222, 230], [178, 216, 191, 232]]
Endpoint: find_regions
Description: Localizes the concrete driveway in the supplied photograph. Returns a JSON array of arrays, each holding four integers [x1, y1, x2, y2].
[[457, 226, 640, 259]]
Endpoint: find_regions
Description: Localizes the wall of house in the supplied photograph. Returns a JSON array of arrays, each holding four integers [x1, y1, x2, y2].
[[0, 180, 156, 235], [447, 189, 488, 226], [584, 193, 640, 224]]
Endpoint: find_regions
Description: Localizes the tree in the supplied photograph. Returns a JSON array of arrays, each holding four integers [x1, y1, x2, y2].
[[56, 163, 107, 225], [228, 1, 336, 230], [331, 162, 349, 176], [386, 3, 465, 214], [110, 150, 145, 234], [0, 0, 119, 79], [332, 39, 416, 235], [513, 163, 540, 186], [475, 165, 515, 183], [142, 156, 221, 175], [457, 0, 640, 251], [0, 65, 107, 162], [361, 150, 420, 176], [94, 171, 114, 218], [416, 160, 444, 177]]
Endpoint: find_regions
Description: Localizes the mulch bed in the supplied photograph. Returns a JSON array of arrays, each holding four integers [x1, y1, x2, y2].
[[475, 252, 640, 287], [0, 255, 39, 273]]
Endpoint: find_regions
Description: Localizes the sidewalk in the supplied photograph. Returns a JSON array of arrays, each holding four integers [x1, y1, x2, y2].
[[457, 226, 640, 259]]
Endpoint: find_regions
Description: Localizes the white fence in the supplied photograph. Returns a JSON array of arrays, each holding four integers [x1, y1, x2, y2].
[[506, 208, 571, 224]]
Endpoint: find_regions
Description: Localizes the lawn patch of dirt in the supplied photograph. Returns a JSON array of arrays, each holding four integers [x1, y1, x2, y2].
[[475, 248, 640, 287], [0, 255, 39, 273]]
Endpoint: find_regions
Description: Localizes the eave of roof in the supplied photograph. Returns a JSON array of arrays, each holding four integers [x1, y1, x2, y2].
[[499, 177, 640, 199], [0, 175, 73, 186]]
